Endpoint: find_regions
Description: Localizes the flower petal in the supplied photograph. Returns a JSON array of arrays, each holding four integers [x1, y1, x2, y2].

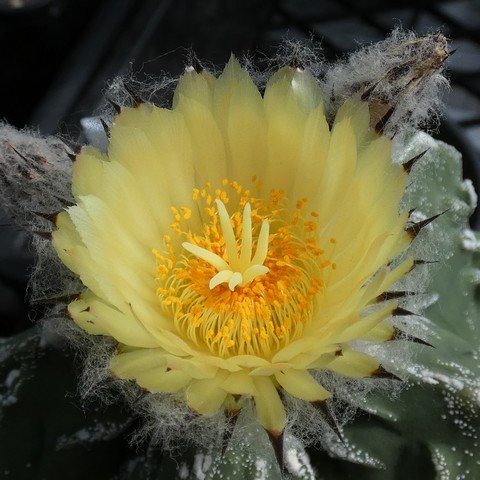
[[375, 257, 415, 295], [290, 105, 330, 203], [110, 349, 168, 378], [173, 68, 215, 108], [227, 355, 271, 368], [67, 290, 105, 335], [262, 66, 311, 193], [362, 322, 395, 341], [186, 371, 229, 415], [71, 146, 107, 199], [252, 377, 286, 434], [313, 115, 357, 221], [272, 342, 340, 366], [109, 106, 201, 232], [335, 301, 397, 343], [326, 349, 380, 377], [275, 369, 331, 402], [175, 94, 227, 189], [68, 292, 160, 348], [334, 98, 371, 148], [67, 197, 157, 305], [221, 371, 256, 396], [137, 369, 192, 393], [212, 55, 267, 188], [290, 68, 323, 112], [52, 212, 85, 272]]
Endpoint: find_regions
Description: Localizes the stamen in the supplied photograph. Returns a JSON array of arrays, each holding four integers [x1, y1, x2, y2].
[[154, 180, 332, 358]]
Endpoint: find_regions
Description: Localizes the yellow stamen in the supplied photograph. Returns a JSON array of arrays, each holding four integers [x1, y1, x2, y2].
[[153, 179, 333, 358]]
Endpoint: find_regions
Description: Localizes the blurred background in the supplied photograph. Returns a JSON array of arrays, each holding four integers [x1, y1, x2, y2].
[[0, 1, 479, 477]]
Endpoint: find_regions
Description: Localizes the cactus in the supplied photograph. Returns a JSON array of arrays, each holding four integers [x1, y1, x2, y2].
[[0, 32, 479, 479]]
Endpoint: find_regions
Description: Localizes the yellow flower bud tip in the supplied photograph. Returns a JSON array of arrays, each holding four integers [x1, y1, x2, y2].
[[50, 50, 428, 440]]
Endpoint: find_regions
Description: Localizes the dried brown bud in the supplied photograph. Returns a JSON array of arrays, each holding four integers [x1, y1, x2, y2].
[[324, 30, 450, 136]]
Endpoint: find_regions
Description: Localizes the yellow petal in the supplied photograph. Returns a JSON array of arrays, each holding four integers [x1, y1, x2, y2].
[[186, 371, 229, 415], [313, 116, 357, 220], [68, 293, 160, 348], [291, 68, 323, 112], [228, 355, 271, 368], [109, 106, 197, 225], [195, 355, 242, 372], [336, 301, 397, 343], [67, 290, 104, 335], [125, 301, 194, 357], [88, 302, 159, 349], [61, 244, 115, 305], [249, 363, 293, 376], [69, 196, 154, 277], [334, 98, 370, 148], [110, 349, 168, 378], [376, 258, 415, 296], [215, 57, 266, 186], [136, 369, 192, 393], [161, 354, 218, 379], [275, 369, 331, 402], [290, 105, 331, 203], [326, 349, 380, 377], [173, 68, 215, 108], [252, 377, 286, 434], [262, 66, 310, 193], [272, 341, 339, 364], [71, 146, 107, 199], [78, 159, 165, 248], [221, 371, 256, 396], [363, 322, 395, 341], [111, 351, 189, 393], [175, 94, 226, 187], [52, 211, 84, 272]]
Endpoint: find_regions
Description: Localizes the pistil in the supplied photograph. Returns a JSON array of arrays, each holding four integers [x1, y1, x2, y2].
[[182, 200, 270, 291]]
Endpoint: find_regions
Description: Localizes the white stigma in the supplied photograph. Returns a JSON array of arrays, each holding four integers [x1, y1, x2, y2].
[[182, 200, 270, 291]]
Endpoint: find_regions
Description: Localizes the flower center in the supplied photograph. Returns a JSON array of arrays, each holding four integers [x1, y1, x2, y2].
[[182, 200, 270, 291], [153, 179, 337, 358]]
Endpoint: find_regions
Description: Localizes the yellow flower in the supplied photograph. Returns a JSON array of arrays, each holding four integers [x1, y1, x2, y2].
[[52, 57, 415, 439]]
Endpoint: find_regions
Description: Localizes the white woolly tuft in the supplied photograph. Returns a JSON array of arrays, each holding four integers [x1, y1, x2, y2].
[[0, 124, 79, 304], [0, 123, 73, 228], [134, 393, 225, 453], [29, 237, 81, 305], [323, 29, 450, 135], [267, 37, 324, 76]]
